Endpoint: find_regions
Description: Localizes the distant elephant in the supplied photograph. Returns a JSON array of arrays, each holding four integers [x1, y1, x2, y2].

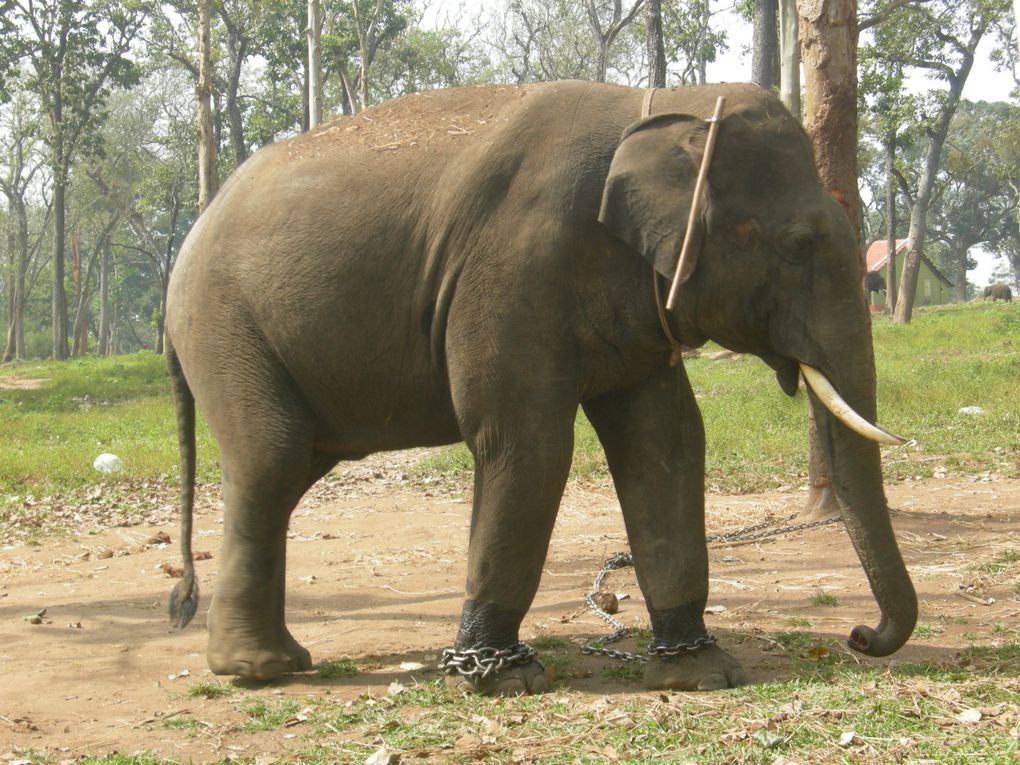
[[166, 81, 916, 695], [864, 271, 886, 302], [983, 283, 1013, 302]]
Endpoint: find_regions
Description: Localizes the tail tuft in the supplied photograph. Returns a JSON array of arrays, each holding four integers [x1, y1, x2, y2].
[[169, 571, 200, 628]]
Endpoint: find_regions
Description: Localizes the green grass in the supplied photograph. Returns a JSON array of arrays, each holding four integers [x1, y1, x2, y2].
[[808, 591, 838, 607], [0, 352, 219, 499], [316, 657, 359, 679], [913, 622, 944, 638], [10, 644, 1019, 764], [187, 681, 234, 699], [1, 302, 1018, 506], [415, 301, 1020, 492]]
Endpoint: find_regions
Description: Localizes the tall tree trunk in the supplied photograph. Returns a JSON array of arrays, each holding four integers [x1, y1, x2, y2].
[[197, 0, 218, 213], [307, 0, 322, 128], [3, 193, 29, 362], [799, 0, 860, 521], [753, 0, 779, 90], [779, 0, 800, 116], [893, 60, 974, 323], [799, 0, 860, 237], [71, 233, 101, 357], [585, 1, 647, 85], [221, 14, 248, 168], [698, 0, 709, 84], [892, 19, 987, 324], [52, 173, 69, 360], [646, 0, 666, 87], [154, 193, 180, 356], [98, 240, 111, 356], [70, 231, 85, 356], [884, 131, 897, 311], [952, 244, 971, 302]]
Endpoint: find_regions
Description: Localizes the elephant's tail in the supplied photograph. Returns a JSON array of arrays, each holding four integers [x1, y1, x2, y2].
[[166, 336, 199, 628]]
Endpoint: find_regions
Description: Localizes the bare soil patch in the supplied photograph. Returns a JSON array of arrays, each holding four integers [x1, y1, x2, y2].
[[0, 377, 48, 391], [1, 464, 1018, 762]]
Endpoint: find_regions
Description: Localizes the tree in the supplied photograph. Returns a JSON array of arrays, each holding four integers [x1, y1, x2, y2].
[[779, 0, 800, 115], [928, 100, 1019, 298], [323, 0, 411, 114], [585, 0, 646, 83], [1, 89, 49, 361], [646, 0, 667, 87], [660, 0, 726, 85], [752, 0, 779, 89], [86, 76, 197, 355], [860, 0, 1012, 323], [797, 0, 861, 519], [308, 0, 323, 128], [197, 0, 218, 211], [6, 0, 142, 359]]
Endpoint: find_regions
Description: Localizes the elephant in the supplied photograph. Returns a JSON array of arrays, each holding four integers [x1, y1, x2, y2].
[[165, 81, 917, 695], [983, 283, 1013, 302], [864, 270, 886, 303]]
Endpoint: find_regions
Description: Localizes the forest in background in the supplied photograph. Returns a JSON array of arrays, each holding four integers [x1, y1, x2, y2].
[[1, 0, 1018, 361]]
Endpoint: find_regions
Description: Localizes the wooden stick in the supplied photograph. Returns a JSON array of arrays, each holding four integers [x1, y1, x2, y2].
[[666, 96, 726, 311]]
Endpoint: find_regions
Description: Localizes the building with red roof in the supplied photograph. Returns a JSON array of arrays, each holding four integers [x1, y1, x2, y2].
[[864, 239, 953, 309]]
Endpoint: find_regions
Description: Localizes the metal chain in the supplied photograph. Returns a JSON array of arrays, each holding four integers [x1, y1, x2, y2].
[[439, 641, 541, 680], [582, 512, 839, 662]]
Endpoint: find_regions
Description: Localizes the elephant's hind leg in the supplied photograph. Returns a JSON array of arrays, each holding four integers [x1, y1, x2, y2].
[[199, 365, 326, 681]]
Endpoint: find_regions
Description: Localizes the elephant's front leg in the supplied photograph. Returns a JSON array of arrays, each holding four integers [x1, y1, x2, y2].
[[583, 362, 746, 691], [443, 382, 576, 695]]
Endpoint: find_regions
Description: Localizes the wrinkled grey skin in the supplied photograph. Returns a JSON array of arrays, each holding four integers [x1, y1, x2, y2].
[[983, 283, 1013, 302], [166, 81, 916, 694]]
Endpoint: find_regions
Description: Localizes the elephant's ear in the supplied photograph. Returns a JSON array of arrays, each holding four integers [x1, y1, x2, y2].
[[598, 113, 710, 280]]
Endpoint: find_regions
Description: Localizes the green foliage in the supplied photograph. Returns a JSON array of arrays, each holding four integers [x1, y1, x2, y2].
[[0, 352, 219, 498]]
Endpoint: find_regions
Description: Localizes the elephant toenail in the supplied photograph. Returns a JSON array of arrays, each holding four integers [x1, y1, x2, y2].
[[696, 673, 728, 691], [496, 678, 527, 695]]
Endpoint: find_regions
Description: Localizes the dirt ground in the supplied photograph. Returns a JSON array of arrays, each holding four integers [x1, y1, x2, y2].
[[1, 455, 1018, 762]]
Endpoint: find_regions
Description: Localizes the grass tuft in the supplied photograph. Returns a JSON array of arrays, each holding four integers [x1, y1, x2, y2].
[[317, 657, 359, 679]]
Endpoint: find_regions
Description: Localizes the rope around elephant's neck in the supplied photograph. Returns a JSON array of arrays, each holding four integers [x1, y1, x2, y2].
[[654, 273, 685, 367]]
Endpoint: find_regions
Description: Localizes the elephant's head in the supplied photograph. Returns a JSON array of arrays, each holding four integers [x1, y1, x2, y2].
[[598, 94, 917, 657]]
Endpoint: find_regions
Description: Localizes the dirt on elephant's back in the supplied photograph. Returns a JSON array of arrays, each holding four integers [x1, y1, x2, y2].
[[291, 84, 532, 157], [1, 462, 1018, 761]]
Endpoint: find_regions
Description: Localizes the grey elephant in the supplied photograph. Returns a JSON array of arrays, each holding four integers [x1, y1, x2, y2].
[[166, 81, 916, 695], [983, 283, 1013, 302], [864, 270, 886, 303]]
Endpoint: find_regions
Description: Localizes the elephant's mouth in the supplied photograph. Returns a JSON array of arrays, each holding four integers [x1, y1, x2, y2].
[[763, 354, 904, 447], [767, 355, 801, 396]]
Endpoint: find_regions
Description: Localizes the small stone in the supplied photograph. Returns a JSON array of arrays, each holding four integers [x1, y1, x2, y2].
[[592, 592, 619, 614]]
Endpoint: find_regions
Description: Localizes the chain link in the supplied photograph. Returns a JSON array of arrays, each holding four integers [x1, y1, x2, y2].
[[439, 642, 541, 680], [582, 513, 839, 662]]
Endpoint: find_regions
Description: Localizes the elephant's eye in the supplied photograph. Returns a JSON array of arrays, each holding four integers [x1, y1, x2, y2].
[[778, 224, 815, 264]]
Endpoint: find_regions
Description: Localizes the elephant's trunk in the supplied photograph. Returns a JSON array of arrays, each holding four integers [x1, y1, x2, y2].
[[807, 362, 917, 657]]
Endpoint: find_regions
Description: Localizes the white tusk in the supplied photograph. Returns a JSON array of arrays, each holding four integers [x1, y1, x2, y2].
[[800, 364, 906, 446]]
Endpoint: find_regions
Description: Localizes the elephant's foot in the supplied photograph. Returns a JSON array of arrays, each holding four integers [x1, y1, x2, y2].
[[208, 629, 312, 681], [643, 645, 746, 691], [445, 661, 551, 696]]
